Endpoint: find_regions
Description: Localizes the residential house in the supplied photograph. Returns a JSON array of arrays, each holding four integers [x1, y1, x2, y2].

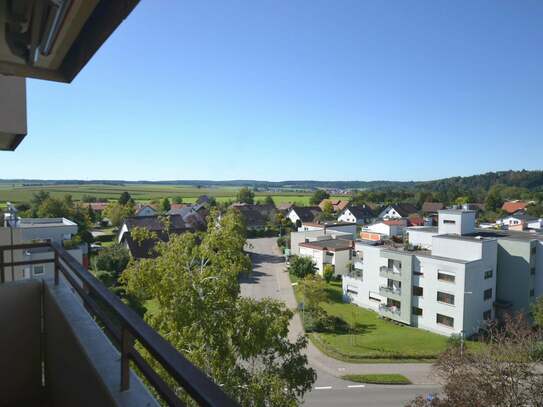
[[276, 202, 294, 213], [286, 206, 322, 228], [408, 214, 426, 227], [231, 203, 276, 231], [363, 219, 408, 238], [318, 199, 350, 213], [118, 215, 204, 259], [378, 203, 419, 220], [289, 228, 354, 257], [135, 204, 158, 217], [299, 238, 354, 277], [82, 202, 109, 214], [344, 209, 498, 336], [338, 205, 374, 225], [421, 202, 444, 214], [501, 200, 530, 214], [496, 212, 542, 231], [196, 195, 212, 206]]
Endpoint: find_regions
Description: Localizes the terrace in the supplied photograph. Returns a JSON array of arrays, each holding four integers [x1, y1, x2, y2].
[[0, 242, 238, 407]]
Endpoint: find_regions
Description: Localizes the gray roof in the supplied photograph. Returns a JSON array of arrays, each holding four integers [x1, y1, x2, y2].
[[291, 206, 322, 222], [346, 205, 374, 219]]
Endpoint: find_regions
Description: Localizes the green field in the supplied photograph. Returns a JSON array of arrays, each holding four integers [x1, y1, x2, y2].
[[0, 182, 337, 206], [292, 279, 481, 362]]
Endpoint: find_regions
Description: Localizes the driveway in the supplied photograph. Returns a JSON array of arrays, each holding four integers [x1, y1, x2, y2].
[[240, 237, 440, 406]]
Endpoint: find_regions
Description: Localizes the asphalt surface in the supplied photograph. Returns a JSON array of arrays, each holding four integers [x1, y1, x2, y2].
[[240, 237, 441, 407]]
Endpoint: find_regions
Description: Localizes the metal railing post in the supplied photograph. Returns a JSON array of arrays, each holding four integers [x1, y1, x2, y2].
[[121, 326, 134, 391], [54, 251, 59, 285]]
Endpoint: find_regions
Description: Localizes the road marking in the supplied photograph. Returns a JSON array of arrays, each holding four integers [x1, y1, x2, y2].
[[347, 384, 365, 388], [315, 386, 332, 390], [337, 367, 346, 371]]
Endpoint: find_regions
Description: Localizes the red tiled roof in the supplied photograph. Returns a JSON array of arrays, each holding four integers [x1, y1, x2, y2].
[[408, 214, 424, 226], [501, 201, 528, 214], [319, 199, 350, 212]]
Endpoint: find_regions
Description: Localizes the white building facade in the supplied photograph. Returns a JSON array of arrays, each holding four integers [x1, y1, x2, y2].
[[343, 210, 497, 336], [0, 216, 84, 281]]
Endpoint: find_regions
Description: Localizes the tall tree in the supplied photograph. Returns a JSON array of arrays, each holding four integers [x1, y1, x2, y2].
[[160, 197, 171, 212], [118, 191, 132, 205], [264, 195, 275, 206], [104, 202, 135, 227], [121, 209, 315, 405], [309, 190, 330, 205], [236, 187, 255, 204]]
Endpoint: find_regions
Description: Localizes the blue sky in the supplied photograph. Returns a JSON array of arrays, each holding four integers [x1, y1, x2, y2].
[[3, 0, 543, 181]]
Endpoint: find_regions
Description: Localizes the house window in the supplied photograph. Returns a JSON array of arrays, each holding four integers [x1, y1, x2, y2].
[[484, 288, 492, 301], [33, 265, 45, 276], [484, 269, 493, 279], [437, 272, 455, 283], [412, 286, 423, 296], [436, 313, 454, 328], [443, 220, 456, 224], [437, 291, 455, 305], [483, 310, 492, 321], [369, 293, 381, 302], [412, 307, 423, 316], [530, 289, 535, 297]]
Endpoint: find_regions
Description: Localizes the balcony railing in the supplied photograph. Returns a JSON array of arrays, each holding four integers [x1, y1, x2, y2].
[[379, 265, 401, 278], [0, 242, 238, 407], [379, 285, 401, 297], [378, 303, 401, 316]]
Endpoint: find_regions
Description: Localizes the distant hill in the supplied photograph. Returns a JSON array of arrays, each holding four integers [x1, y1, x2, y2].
[[0, 170, 542, 191]]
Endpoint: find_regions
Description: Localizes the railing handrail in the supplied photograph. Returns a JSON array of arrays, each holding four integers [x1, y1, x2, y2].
[[0, 242, 239, 407], [379, 285, 401, 294]]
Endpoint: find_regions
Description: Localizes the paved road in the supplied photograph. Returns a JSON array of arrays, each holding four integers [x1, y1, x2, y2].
[[240, 237, 441, 406]]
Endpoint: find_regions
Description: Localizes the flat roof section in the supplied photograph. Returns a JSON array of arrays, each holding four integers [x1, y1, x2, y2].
[[299, 238, 353, 252]]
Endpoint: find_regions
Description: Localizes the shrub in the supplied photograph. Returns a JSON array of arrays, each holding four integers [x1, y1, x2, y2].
[[288, 256, 317, 279], [323, 264, 334, 283], [95, 270, 116, 287]]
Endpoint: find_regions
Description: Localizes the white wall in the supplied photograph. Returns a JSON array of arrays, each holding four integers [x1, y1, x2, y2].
[[438, 210, 476, 235], [407, 228, 436, 249], [432, 236, 484, 262], [342, 243, 387, 311], [299, 246, 324, 275]]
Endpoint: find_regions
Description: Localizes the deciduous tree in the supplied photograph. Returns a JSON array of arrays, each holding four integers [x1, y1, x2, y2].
[[121, 209, 315, 405], [236, 187, 255, 204], [407, 314, 543, 407], [309, 189, 330, 205]]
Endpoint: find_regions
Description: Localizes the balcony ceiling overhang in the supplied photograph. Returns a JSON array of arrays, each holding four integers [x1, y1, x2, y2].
[[0, 0, 139, 83], [0, 74, 26, 151]]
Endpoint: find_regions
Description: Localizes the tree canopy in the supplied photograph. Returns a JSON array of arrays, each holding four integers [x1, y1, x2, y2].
[[121, 209, 316, 405], [236, 187, 255, 204], [288, 255, 317, 279], [309, 189, 330, 205]]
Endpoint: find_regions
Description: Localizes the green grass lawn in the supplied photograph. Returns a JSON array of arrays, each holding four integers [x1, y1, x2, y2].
[[291, 278, 482, 362], [341, 374, 411, 385]]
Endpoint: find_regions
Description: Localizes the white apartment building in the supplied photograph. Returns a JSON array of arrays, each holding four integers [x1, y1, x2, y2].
[[343, 209, 497, 336], [0, 214, 85, 281], [299, 238, 353, 277]]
